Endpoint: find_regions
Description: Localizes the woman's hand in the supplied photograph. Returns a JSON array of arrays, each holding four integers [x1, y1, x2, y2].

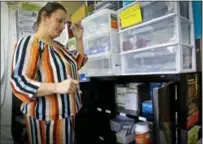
[[55, 79, 79, 94], [71, 23, 84, 40]]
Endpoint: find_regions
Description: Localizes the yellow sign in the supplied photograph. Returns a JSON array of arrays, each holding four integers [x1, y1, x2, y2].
[[120, 3, 142, 28]]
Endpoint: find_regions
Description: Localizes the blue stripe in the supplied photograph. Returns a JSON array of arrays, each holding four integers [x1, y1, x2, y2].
[[30, 117, 37, 144], [37, 97, 43, 120], [65, 118, 72, 144]]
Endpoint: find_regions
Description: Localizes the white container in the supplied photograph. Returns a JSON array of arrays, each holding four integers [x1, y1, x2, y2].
[[135, 122, 151, 144], [120, 16, 192, 53], [84, 31, 119, 56], [135, 122, 150, 134], [182, 46, 193, 70], [121, 45, 177, 74], [118, 2, 196, 75], [81, 9, 118, 38], [118, 1, 175, 31], [110, 115, 135, 132], [116, 133, 135, 144], [80, 54, 121, 76]]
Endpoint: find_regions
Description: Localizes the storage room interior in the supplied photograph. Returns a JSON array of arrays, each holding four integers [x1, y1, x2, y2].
[[0, 1, 202, 144]]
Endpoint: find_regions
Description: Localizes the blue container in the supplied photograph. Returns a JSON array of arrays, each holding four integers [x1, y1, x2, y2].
[[122, 1, 135, 7], [149, 83, 163, 98], [192, 1, 202, 39], [142, 100, 153, 114]]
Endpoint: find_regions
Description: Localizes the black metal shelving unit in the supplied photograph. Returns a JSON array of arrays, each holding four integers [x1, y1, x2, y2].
[[75, 72, 202, 144]]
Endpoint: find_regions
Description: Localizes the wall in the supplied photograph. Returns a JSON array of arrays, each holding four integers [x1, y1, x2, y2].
[[1, 2, 17, 142], [61, 1, 85, 20]]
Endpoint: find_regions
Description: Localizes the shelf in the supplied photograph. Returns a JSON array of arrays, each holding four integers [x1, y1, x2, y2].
[[120, 42, 178, 55], [89, 73, 182, 82]]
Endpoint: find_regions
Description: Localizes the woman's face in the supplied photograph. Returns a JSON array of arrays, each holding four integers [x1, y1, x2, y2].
[[43, 9, 67, 38]]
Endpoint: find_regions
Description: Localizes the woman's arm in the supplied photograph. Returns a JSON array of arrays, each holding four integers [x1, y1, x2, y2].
[[76, 38, 85, 56], [36, 79, 79, 97]]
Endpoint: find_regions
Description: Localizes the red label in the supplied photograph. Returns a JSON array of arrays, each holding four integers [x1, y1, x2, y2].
[[186, 111, 199, 129]]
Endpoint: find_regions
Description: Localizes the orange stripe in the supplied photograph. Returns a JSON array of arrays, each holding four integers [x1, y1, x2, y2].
[[26, 40, 38, 78], [57, 120, 62, 144], [29, 100, 37, 116], [11, 83, 30, 103], [24, 116, 32, 144], [39, 120, 46, 144]]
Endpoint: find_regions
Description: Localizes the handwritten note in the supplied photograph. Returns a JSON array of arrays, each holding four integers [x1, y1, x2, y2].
[[120, 3, 143, 28]]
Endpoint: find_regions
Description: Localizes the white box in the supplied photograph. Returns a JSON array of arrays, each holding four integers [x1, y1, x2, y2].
[[118, 1, 175, 30], [120, 16, 191, 53], [121, 45, 177, 74], [116, 133, 135, 144], [81, 9, 118, 38], [80, 54, 121, 76], [118, 2, 196, 75], [84, 31, 120, 56]]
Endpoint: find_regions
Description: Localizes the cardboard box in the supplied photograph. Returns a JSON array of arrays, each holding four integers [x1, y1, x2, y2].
[[71, 4, 93, 24]]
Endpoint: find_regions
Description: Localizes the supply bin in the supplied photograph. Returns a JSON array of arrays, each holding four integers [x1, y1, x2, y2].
[[118, 1, 196, 75]]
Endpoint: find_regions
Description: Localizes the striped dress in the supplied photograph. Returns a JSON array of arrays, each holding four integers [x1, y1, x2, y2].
[[10, 35, 88, 144]]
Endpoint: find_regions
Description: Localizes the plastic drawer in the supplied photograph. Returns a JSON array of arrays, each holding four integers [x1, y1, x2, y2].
[[121, 45, 177, 74], [182, 46, 193, 70], [82, 9, 118, 38], [120, 17, 176, 52], [81, 55, 121, 76], [119, 1, 175, 30], [181, 18, 191, 45], [84, 31, 119, 56], [140, 1, 175, 23], [179, 1, 189, 19]]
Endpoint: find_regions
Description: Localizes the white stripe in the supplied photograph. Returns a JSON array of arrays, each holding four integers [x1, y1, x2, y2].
[[10, 78, 33, 98], [13, 37, 24, 69], [36, 120, 42, 144], [25, 76, 41, 87], [22, 36, 34, 75], [62, 120, 66, 144], [45, 97, 50, 120], [49, 121, 54, 144]]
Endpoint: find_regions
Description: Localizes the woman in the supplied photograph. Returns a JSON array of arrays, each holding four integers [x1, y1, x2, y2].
[[10, 2, 87, 144]]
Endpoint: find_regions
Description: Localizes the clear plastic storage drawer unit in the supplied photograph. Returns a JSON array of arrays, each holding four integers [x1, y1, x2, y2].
[[84, 31, 119, 56], [80, 54, 121, 76], [120, 17, 192, 53], [119, 1, 196, 74], [81, 9, 118, 38], [121, 45, 177, 74]]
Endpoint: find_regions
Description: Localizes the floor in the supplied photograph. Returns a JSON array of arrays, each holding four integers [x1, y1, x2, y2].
[[0, 134, 13, 144], [0, 132, 202, 144]]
